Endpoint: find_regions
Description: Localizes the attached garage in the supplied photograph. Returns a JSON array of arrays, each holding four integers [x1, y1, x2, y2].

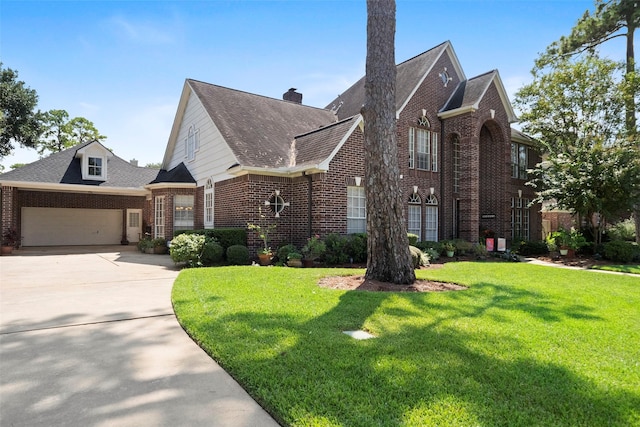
[[21, 207, 123, 246]]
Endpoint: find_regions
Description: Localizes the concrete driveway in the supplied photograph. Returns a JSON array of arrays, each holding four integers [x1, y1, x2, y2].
[[0, 247, 279, 427]]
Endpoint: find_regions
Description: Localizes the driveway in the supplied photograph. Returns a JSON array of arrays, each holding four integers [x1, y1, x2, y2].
[[0, 247, 279, 427]]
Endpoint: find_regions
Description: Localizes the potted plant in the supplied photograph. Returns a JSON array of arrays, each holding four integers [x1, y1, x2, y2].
[[137, 237, 154, 253], [152, 237, 167, 254], [443, 241, 456, 258], [551, 229, 571, 256], [301, 235, 326, 267], [287, 251, 303, 267], [2, 227, 19, 255], [248, 208, 276, 266]]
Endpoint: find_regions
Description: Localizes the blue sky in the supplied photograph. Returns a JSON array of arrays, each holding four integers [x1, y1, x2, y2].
[[1, 0, 622, 169]]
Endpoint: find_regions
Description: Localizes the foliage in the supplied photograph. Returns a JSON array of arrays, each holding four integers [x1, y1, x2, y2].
[[144, 162, 162, 168], [170, 233, 205, 266], [38, 109, 105, 155], [472, 243, 488, 258], [287, 252, 302, 260], [276, 244, 298, 265], [151, 237, 166, 247], [607, 218, 637, 241], [247, 207, 276, 254], [9, 163, 25, 169], [200, 238, 224, 265], [301, 235, 326, 260], [550, 228, 588, 250], [137, 236, 153, 251], [0, 64, 42, 157], [2, 227, 19, 247], [442, 241, 456, 253], [453, 239, 474, 254], [415, 241, 442, 255], [345, 233, 368, 263], [602, 240, 640, 263], [407, 233, 419, 246], [173, 263, 640, 427], [513, 240, 550, 256], [323, 233, 350, 265], [226, 244, 250, 265], [409, 245, 429, 268], [175, 228, 247, 254]]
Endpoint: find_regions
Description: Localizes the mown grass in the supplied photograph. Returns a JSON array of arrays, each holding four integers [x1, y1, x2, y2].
[[172, 262, 640, 427], [592, 264, 640, 274]]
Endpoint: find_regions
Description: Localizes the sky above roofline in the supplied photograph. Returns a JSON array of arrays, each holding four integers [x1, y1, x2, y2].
[[1, 0, 624, 170]]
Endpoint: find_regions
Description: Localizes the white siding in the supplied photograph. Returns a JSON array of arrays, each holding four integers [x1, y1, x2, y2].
[[167, 91, 237, 184]]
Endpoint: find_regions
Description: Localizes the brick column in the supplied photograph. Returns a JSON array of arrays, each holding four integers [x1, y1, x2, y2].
[[1, 186, 16, 233]]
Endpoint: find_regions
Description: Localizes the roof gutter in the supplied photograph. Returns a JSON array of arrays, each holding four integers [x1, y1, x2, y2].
[[0, 180, 149, 196], [226, 164, 328, 178]]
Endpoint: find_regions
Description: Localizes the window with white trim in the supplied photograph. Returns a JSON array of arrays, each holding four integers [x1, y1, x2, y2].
[[204, 179, 214, 227], [347, 186, 366, 234], [511, 197, 530, 240], [407, 193, 422, 240], [174, 195, 194, 231], [185, 125, 200, 162], [425, 194, 438, 242], [511, 142, 528, 179], [409, 119, 438, 171], [88, 156, 103, 178], [154, 196, 165, 238], [453, 134, 460, 193]]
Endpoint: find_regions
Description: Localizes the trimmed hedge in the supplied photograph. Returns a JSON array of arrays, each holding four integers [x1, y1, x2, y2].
[[226, 245, 250, 265], [174, 228, 247, 253], [603, 240, 640, 263]]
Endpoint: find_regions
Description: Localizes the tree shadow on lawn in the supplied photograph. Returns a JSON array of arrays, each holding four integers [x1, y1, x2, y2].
[[193, 281, 636, 426]]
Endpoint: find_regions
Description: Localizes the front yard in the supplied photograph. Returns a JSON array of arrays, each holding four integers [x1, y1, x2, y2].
[[172, 262, 639, 427]]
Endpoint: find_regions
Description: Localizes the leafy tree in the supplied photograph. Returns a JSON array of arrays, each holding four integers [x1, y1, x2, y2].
[[144, 162, 162, 169], [38, 110, 106, 156], [516, 54, 640, 244], [9, 163, 26, 169], [361, 0, 414, 284], [536, 0, 640, 241], [0, 64, 42, 157]]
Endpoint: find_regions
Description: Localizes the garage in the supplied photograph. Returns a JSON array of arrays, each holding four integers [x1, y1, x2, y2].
[[21, 207, 123, 246]]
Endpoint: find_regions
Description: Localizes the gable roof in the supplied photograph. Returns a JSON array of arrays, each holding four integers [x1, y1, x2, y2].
[[0, 141, 159, 190], [439, 70, 517, 122], [177, 80, 338, 169], [149, 162, 196, 185], [326, 41, 464, 120]]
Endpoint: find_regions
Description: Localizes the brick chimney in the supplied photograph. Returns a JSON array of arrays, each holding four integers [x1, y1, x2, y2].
[[283, 88, 302, 104]]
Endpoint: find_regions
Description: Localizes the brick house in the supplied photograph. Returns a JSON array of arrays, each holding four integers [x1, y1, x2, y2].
[[0, 41, 541, 251]]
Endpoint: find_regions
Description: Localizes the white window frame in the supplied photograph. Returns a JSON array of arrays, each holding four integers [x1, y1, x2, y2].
[[453, 135, 460, 192], [347, 186, 366, 234], [409, 126, 437, 172], [174, 195, 195, 232], [154, 196, 165, 239], [185, 125, 200, 162], [511, 143, 528, 179], [408, 193, 422, 240], [425, 194, 438, 242], [87, 156, 104, 178], [511, 197, 530, 240], [204, 179, 214, 227]]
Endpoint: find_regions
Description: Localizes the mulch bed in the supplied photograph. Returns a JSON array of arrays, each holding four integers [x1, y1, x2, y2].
[[317, 273, 467, 292]]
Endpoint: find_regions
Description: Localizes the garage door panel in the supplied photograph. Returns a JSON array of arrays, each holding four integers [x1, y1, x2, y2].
[[22, 208, 122, 246]]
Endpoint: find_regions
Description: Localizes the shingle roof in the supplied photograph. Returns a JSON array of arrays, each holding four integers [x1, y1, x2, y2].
[[149, 162, 195, 184], [440, 70, 497, 112], [0, 141, 159, 188], [294, 116, 359, 167], [326, 41, 451, 120], [188, 79, 338, 168]]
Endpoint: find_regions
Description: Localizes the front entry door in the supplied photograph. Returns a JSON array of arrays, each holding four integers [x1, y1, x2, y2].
[[126, 209, 142, 243]]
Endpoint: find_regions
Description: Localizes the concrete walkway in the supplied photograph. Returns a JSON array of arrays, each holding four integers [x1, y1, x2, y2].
[[0, 246, 280, 427]]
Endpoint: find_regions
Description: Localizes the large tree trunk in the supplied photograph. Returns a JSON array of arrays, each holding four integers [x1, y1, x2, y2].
[[361, 0, 415, 284]]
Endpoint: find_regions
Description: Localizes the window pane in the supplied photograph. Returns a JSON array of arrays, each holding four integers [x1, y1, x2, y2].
[[431, 133, 438, 172], [408, 205, 421, 239], [519, 145, 527, 179], [425, 205, 438, 241], [408, 128, 415, 168], [511, 143, 518, 178], [347, 186, 366, 234], [174, 195, 194, 231], [416, 129, 430, 170], [155, 196, 165, 238]]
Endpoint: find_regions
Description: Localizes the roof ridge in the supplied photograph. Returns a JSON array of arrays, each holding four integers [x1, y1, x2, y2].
[[294, 115, 357, 139], [396, 40, 449, 67], [467, 69, 498, 81]]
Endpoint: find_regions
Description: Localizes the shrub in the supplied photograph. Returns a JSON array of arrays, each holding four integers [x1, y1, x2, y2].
[[226, 245, 250, 265], [603, 240, 639, 263], [170, 233, 205, 266], [607, 219, 636, 242], [200, 238, 224, 265], [415, 241, 442, 256], [441, 240, 456, 254], [302, 235, 327, 260], [277, 244, 298, 265], [174, 228, 247, 254], [514, 240, 549, 256], [345, 233, 367, 263], [407, 233, 419, 246], [473, 243, 488, 258], [424, 247, 440, 261], [409, 246, 430, 268], [324, 233, 349, 265], [453, 239, 473, 254]]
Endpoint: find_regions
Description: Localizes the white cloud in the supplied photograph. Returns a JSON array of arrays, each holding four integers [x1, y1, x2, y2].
[[108, 15, 176, 45]]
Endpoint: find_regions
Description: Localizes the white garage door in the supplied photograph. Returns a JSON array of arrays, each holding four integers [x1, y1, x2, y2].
[[22, 207, 123, 246]]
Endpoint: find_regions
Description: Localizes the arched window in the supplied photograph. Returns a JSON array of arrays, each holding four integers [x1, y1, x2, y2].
[[204, 178, 214, 227], [407, 192, 422, 240], [425, 194, 438, 242], [409, 116, 438, 171]]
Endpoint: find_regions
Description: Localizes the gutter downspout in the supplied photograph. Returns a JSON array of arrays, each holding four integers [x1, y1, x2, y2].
[[439, 117, 445, 241]]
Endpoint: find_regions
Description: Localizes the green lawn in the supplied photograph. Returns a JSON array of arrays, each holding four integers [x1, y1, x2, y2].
[[592, 264, 640, 274], [172, 263, 640, 427]]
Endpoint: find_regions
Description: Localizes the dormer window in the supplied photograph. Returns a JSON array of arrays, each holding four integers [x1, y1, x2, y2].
[[88, 157, 103, 177], [75, 141, 112, 181]]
